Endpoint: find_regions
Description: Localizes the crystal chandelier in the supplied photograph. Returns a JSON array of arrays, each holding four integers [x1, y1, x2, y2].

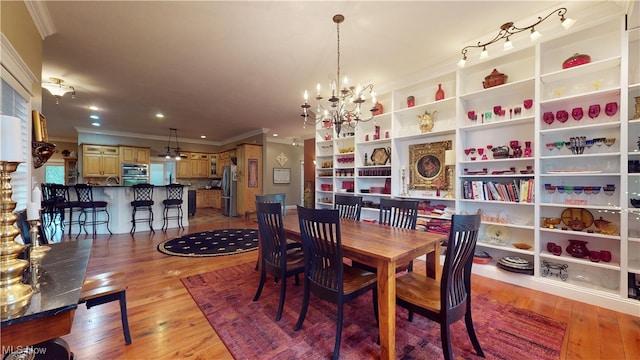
[[301, 14, 377, 135]]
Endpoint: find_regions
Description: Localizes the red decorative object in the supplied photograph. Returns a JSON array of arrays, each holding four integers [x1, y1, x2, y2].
[[435, 84, 445, 101], [482, 69, 508, 89], [373, 101, 384, 115], [407, 96, 415, 108], [562, 53, 591, 69], [566, 239, 589, 258]]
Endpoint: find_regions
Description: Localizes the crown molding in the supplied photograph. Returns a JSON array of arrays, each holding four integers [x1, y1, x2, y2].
[[24, 1, 56, 39], [1, 33, 38, 95]]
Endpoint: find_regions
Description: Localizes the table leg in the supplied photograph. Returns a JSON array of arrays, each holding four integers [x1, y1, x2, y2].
[[377, 260, 395, 360], [425, 243, 441, 280]]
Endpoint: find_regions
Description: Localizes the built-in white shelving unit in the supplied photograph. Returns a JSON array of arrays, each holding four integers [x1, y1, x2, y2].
[[313, 10, 638, 315]]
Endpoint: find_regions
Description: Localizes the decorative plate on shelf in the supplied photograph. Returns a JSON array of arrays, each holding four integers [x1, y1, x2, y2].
[[561, 208, 594, 228], [485, 225, 511, 245], [370, 148, 390, 165]]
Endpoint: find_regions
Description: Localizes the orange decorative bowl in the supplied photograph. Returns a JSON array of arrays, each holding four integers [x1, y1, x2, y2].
[[483, 68, 508, 89]]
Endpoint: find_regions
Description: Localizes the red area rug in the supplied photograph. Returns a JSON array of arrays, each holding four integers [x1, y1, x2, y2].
[[181, 262, 566, 359]]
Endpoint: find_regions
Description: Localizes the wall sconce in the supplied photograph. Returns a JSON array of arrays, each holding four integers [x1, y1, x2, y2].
[[457, 7, 575, 67], [42, 77, 76, 104]]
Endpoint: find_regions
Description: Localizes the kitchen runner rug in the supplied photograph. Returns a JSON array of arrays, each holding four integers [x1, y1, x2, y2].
[[181, 262, 567, 360], [157, 228, 258, 257]]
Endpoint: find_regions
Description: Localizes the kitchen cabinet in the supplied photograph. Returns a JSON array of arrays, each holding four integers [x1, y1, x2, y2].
[[210, 154, 218, 178], [120, 146, 150, 164], [190, 153, 210, 178], [82, 144, 119, 177], [64, 157, 78, 185], [177, 157, 191, 178], [236, 144, 262, 216], [195, 189, 221, 209]]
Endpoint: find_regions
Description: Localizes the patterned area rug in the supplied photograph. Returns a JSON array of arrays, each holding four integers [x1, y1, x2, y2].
[[182, 262, 567, 360], [157, 228, 258, 257]]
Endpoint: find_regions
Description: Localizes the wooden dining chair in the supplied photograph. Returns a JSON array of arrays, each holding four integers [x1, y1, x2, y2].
[[379, 198, 419, 230], [334, 194, 363, 221], [395, 212, 484, 360], [254, 193, 301, 270], [253, 202, 305, 321], [295, 206, 378, 360], [353, 198, 419, 274]]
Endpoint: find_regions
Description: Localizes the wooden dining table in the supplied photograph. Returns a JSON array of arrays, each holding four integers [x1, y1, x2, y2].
[[279, 215, 446, 360]]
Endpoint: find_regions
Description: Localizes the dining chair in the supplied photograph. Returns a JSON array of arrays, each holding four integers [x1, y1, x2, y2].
[[295, 205, 378, 360], [395, 211, 484, 360], [354, 197, 419, 274], [254, 193, 301, 270], [334, 194, 363, 221], [379, 198, 419, 230], [253, 202, 305, 321], [255, 193, 287, 216]]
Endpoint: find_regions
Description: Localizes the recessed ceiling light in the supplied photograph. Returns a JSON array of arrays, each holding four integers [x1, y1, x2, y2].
[[88, 105, 99, 111], [200, 135, 206, 139], [91, 122, 100, 127], [90, 114, 100, 120], [273, 133, 278, 137], [155, 113, 164, 118]]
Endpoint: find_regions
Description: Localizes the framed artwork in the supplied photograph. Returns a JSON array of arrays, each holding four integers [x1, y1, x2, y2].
[[32, 110, 48, 142], [409, 140, 452, 190], [248, 158, 258, 188], [273, 168, 290, 184]]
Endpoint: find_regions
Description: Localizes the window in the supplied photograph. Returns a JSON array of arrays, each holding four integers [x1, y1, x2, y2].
[[1, 79, 29, 211], [45, 165, 65, 184]]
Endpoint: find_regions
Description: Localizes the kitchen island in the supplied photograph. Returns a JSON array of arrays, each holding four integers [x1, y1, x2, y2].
[[63, 184, 189, 235]]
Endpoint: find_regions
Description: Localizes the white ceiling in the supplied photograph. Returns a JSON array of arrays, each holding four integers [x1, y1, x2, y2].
[[39, 1, 633, 145]]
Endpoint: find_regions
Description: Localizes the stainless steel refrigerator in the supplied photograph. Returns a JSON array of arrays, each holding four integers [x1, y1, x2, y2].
[[221, 165, 237, 217]]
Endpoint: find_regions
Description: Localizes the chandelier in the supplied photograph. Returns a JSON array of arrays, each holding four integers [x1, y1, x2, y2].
[[457, 7, 575, 67], [301, 14, 377, 135], [42, 77, 76, 104], [159, 128, 188, 160]]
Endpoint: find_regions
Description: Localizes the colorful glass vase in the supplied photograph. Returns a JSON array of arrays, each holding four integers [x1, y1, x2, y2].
[[435, 84, 445, 101]]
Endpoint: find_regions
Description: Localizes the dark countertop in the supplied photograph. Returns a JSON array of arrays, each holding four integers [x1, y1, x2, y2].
[[1, 240, 92, 327]]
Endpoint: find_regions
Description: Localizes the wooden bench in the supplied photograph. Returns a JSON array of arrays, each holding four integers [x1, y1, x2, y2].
[[79, 271, 131, 345]]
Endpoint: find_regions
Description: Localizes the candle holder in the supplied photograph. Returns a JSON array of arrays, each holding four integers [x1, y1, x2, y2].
[[400, 168, 408, 196], [29, 219, 50, 257], [0, 161, 33, 319], [443, 165, 455, 198]]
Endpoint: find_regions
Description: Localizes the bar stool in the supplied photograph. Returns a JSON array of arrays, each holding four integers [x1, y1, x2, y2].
[[162, 184, 184, 231], [40, 183, 58, 235], [50, 183, 83, 236], [75, 184, 112, 238], [130, 183, 155, 234]]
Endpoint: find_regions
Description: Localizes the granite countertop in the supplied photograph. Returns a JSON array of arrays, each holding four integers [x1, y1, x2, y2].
[[1, 239, 92, 327]]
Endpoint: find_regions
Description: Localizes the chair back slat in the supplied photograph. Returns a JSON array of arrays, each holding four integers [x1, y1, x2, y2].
[[379, 198, 418, 229], [255, 202, 288, 270], [297, 206, 343, 295], [256, 193, 286, 216], [441, 212, 481, 318], [334, 194, 363, 221]]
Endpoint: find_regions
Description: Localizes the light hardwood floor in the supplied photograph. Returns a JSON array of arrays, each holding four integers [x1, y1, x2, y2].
[[54, 208, 638, 359]]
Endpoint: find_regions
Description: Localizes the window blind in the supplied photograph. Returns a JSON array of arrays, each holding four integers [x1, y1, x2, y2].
[[1, 79, 29, 211]]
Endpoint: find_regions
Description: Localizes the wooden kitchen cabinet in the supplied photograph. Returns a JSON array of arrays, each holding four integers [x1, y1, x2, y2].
[[190, 153, 210, 178], [236, 143, 262, 217], [82, 144, 119, 177], [120, 146, 150, 164], [177, 158, 191, 178], [195, 189, 220, 208]]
